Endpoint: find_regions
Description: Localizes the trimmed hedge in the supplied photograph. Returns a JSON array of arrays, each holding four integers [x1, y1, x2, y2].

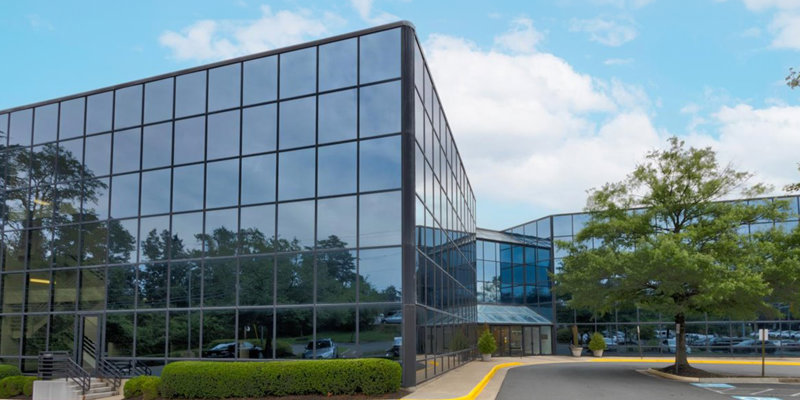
[[0, 364, 21, 380], [124, 376, 161, 399], [0, 376, 37, 398], [160, 359, 401, 398]]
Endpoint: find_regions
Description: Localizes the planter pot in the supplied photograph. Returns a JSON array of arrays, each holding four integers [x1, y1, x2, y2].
[[481, 353, 492, 361], [570, 346, 583, 357], [592, 349, 604, 357]]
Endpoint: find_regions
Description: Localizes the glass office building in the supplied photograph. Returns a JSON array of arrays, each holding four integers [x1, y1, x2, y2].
[[0, 21, 476, 386]]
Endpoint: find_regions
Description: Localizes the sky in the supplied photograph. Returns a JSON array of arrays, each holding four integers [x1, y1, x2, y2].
[[2, 0, 799, 230]]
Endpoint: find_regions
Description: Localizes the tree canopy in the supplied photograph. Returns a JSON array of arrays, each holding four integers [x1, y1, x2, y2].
[[557, 137, 791, 370]]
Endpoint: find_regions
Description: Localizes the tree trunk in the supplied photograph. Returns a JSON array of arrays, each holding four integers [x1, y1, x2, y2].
[[674, 313, 690, 368]]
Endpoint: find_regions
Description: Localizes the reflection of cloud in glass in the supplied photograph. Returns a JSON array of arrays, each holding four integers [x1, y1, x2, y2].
[[360, 81, 401, 138], [359, 247, 401, 294], [277, 200, 314, 247]]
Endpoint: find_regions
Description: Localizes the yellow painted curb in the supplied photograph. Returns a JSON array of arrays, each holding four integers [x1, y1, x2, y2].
[[405, 362, 523, 400], [588, 358, 800, 366]]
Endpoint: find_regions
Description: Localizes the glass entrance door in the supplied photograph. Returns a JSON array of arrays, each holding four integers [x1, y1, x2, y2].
[[509, 327, 523, 356], [79, 315, 102, 371]]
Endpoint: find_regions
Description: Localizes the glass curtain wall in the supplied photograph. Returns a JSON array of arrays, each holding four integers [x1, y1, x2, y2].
[[0, 24, 409, 373], [412, 34, 477, 385]]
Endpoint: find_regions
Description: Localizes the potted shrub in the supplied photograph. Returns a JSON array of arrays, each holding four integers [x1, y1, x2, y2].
[[588, 332, 607, 357], [477, 327, 497, 361], [569, 325, 583, 357]]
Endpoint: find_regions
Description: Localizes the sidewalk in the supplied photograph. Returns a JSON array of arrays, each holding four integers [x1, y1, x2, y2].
[[401, 355, 800, 400]]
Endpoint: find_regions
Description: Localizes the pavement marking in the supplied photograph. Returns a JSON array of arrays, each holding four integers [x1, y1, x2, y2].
[[790, 391, 800, 397], [589, 358, 800, 366], [750, 389, 774, 395], [692, 383, 736, 388], [404, 362, 523, 400], [731, 397, 782, 400]]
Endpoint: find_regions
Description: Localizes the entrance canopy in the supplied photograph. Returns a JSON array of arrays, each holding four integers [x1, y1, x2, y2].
[[477, 304, 552, 326]]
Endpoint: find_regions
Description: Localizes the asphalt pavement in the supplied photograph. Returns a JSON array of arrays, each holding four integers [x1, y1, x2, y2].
[[497, 362, 800, 400]]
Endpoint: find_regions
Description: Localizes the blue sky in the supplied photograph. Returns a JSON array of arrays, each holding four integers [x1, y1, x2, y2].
[[2, 0, 799, 229]]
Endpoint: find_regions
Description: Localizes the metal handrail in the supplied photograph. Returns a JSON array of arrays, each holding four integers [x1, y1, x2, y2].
[[37, 351, 91, 395], [132, 360, 152, 376], [96, 358, 123, 392]]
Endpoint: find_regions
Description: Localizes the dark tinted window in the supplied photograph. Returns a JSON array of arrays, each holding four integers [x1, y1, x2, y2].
[[173, 116, 205, 165], [208, 63, 241, 112], [278, 148, 315, 201], [140, 168, 171, 215], [33, 103, 58, 144], [112, 128, 141, 174], [241, 154, 276, 205], [317, 142, 356, 196], [86, 92, 113, 134], [59, 98, 85, 139], [243, 56, 277, 105], [114, 85, 143, 129], [175, 71, 207, 118], [279, 97, 315, 150], [360, 81, 401, 138], [242, 104, 276, 154], [360, 135, 400, 192], [318, 89, 356, 144], [172, 164, 204, 212], [319, 38, 357, 91], [142, 122, 172, 169], [206, 110, 240, 160], [9, 109, 33, 146], [360, 28, 401, 84], [144, 78, 174, 124], [84, 134, 111, 177], [280, 47, 315, 99], [206, 159, 239, 208]]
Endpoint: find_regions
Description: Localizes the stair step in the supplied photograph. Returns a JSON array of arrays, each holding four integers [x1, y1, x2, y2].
[[84, 390, 118, 400]]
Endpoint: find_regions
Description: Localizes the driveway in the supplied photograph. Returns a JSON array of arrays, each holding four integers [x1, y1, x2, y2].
[[498, 362, 800, 400]]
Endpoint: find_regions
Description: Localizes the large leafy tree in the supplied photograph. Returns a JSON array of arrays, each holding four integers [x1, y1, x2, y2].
[[557, 137, 788, 373]]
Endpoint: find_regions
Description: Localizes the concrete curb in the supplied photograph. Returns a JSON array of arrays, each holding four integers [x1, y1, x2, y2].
[[644, 368, 800, 384], [404, 362, 523, 400]]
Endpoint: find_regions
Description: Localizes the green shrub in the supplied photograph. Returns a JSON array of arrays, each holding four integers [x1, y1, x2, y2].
[[22, 377, 36, 397], [160, 359, 401, 398], [477, 328, 497, 354], [0, 364, 21, 381], [588, 332, 607, 352], [124, 376, 161, 399], [0, 376, 37, 398]]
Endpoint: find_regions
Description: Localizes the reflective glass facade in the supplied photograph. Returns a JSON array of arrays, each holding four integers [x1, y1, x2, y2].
[[0, 22, 471, 386]]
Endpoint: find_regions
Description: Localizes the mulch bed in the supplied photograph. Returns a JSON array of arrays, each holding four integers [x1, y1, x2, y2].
[[657, 364, 723, 378]]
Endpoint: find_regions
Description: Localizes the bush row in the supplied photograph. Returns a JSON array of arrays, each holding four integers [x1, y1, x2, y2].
[[160, 359, 401, 398], [124, 376, 161, 400], [0, 364, 21, 380], [0, 376, 37, 398]]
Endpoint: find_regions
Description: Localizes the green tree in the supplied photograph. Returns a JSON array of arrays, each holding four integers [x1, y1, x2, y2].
[[557, 137, 788, 373], [788, 67, 799, 89]]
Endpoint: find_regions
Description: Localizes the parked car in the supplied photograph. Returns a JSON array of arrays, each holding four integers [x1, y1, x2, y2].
[[660, 338, 691, 354], [203, 341, 263, 358], [603, 337, 617, 352], [302, 338, 338, 359], [777, 339, 800, 352], [385, 337, 402, 358], [732, 340, 778, 354], [382, 312, 402, 324], [709, 336, 746, 352]]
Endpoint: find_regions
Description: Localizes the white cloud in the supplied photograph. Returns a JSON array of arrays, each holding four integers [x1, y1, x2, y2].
[[741, 0, 800, 11], [741, 27, 762, 37], [493, 17, 544, 54], [680, 103, 701, 114], [159, 6, 344, 62], [350, 0, 398, 25], [569, 17, 638, 46], [27, 14, 54, 31], [604, 58, 634, 65], [736, 0, 800, 50]]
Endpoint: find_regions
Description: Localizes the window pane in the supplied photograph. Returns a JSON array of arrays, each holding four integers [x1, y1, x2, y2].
[[243, 56, 277, 106], [318, 142, 356, 196], [105, 313, 133, 356], [206, 159, 239, 208], [110, 173, 139, 219], [241, 154, 276, 205], [174, 116, 205, 165], [34, 103, 58, 144], [112, 128, 141, 173], [317, 196, 356, 247], [202, 310, 235, 358], [359, 191, 401, 247], [206, 110, 240, 160], [278, 148, 314, 201], [279, 97, 315, 150], [315, 308, 354, 356], [0, 315, 21, 355], [316, 252, 357, 304], [114, 85, 142, 129], [139, 215, 169, 262], [240, 204, 275, 254], [242, 104, 276, 155], [360, 28, 401, 84], [107, 265, 136, 309], [239, 256, 273, 306], [82, 177, 109, 220], [552, 215, 572, 237], [205, 208, 238, 257], [57, 139, 84, 182], [319, 38, 357, 91], [275, 307, 312, 357], [318, 89, 356, 144], [172, 212, 203, 258], [106, 218, 135, 264], [169, 262, 201, 307], [52, 270, 77, 311], [203, 258, 236, 306], [142, 122, 172, 169], [1, 274, 24, 313], [237, 310, 272, 359], [144, 77, 174, 124], [360, 81, 401, 138], [359, 247, 402, 302], [79, 267, 105, 310], [59, 98, 85, 140], [280, 47, 315, 99], [136, 312, 166, 357], [9, 109, 32, 146], [172, 164, 204, 212], [169, 310, 200, 357], [175, 71, 207, 118], [277, 200, 314, 248], [140, 168, 171, 215], [138, 263, 167, 308], [360, 305, 400, 357], [208, 63, 241, 112], [84, 134, 111, 176], [360, 135, 400, 192], [86, 92, 113, 134], [81, 221, 108, 266]]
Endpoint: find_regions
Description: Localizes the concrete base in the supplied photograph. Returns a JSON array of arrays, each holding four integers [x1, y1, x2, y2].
[[33, 380, 79, 400]]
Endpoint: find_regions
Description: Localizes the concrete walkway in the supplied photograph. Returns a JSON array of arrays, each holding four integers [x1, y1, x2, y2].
[[402, 355, 800, 400]]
